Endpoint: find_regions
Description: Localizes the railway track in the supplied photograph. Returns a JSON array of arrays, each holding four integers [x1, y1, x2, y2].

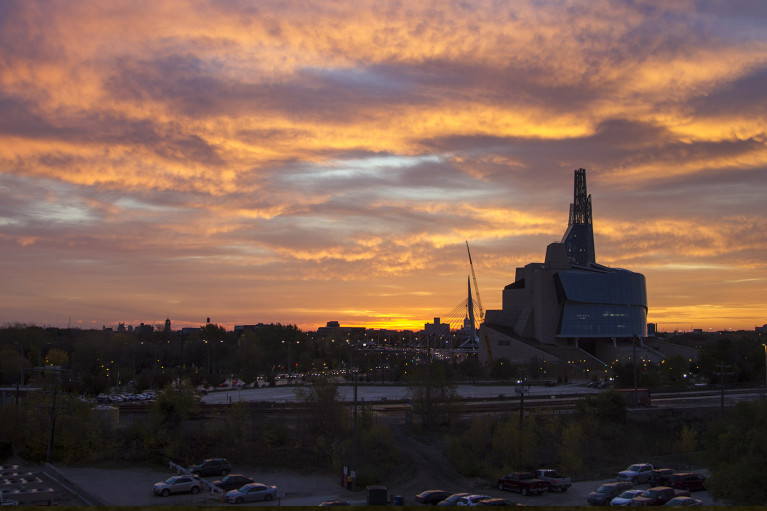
[[116, 387, 764, 422]]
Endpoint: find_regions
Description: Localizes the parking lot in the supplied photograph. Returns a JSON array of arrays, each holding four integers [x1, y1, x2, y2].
[[28, 462, 717, 507], [488, 474, 715, 507]]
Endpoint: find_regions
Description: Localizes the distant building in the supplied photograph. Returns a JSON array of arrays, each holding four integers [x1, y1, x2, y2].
[[423, 318, 450, 338], [137, 323, 154, 336], [234, 323, 270, 333], [316, 321, 366, 340], [481, 169, 648, 367]]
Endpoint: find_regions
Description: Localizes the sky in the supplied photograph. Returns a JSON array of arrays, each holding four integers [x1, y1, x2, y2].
[[1, 0, 766, 333]]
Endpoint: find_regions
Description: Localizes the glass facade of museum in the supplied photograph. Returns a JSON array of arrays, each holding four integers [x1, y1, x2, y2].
[[555, 269, 648, 338]]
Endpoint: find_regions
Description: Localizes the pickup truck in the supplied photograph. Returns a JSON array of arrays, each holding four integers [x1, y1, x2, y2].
[[533, 469, 571, 492], [630, 486, 690, 506], [497, 472, 550, 496], [617, 463, 654, 484]]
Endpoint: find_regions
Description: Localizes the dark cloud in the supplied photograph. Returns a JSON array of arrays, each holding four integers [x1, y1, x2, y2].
[[104, 54, 433, 122], [689, 66, 767, 117], [421, 118, 762, 188], [0, 92, 223, 168], [0, 94, 60, 138], [0, 1, 63, 62]]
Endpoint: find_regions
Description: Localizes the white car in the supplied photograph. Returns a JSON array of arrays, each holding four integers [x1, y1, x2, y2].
[[456, 494, 492, 506], [610, 489, 644, 506], [225, 483, 278, 503]]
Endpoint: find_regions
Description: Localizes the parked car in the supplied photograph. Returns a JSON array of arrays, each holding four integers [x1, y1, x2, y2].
[[456, 494, 492, 506], [415, 490, 450, 505], [477, 498, 518, 506], [497, 472, 550, 495], [0, 495, 19, 506], [152, 475, 203, 496], [668, 473, 706, 492], [588, 482, 635, 506], [437, 493, 472, 506], [617, 464, 654, 484], [664, 496, 703, 506], [630, 487, 690, 506], [648, 469, 674, 486], [610, 489, 645, 506], [225, 482, 278, 503], [188, 458, 231, 477], [211, 474, 254, 491]]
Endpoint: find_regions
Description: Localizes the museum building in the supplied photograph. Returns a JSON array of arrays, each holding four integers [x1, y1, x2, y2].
[[480, 169, 648, 367]]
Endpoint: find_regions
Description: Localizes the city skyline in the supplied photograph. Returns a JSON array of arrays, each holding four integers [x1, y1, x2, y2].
[[1, 1, 765, 332]]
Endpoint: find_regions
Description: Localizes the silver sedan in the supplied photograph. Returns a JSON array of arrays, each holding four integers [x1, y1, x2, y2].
[[225, 483, 278, 503]]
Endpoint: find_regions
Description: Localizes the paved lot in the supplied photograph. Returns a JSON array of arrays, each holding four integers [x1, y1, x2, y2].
[[57, 464, 358, 506], [50, 463, 718, 507], [0, 463, 86, 506], [486, 476, 716, 507]]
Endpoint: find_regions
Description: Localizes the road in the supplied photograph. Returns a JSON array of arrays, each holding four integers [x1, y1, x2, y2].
[[200, 381, 596, 405]]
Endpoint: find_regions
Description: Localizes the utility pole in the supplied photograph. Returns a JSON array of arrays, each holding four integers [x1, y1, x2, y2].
[[714, 363, 733, 416], [516, 379, 526, 461], [46, 377, 59, 463], [762, 344, 767, 396], [41, 368, 69, 463], [632, 335, 639, 406], [352, 349, 358, 491], [14, 341, 24, 407]]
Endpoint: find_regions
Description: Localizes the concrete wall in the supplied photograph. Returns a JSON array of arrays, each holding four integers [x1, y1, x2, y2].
[[479, 326, 557, 366]]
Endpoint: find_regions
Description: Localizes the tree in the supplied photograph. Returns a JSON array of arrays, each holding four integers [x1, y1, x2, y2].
[[406, 361, 461, 430], [703, 399, 767, 505], [699, 335, 764, 384], [559, 421, 586, 475], [45, 348, 70, 368], [294, 377, 350, 466], [489, 357, 515, 380], [0, 347, 26, 385], [151, 383, 199, 430], [577, 390, 627, 422]]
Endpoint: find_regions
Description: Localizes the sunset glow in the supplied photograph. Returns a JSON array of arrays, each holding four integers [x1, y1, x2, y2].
[[1, 0, 765, 333]]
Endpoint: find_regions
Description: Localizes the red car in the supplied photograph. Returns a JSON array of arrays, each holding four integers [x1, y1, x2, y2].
[[669, 473, 706, 492], [497, 472, 549, 496]]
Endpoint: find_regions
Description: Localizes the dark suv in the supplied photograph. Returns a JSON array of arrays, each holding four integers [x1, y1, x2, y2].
[[188, 458, 231, 477], [669, 472, 706, 492], [587, 481, 634, 505]]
